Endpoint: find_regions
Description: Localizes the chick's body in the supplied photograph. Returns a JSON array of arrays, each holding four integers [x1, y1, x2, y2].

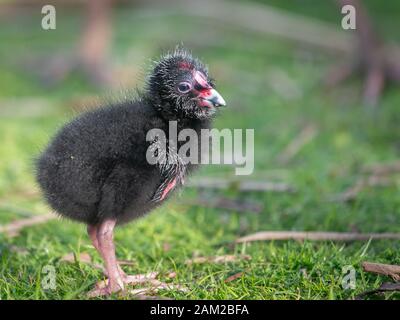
[[37, 100, 209, 225]]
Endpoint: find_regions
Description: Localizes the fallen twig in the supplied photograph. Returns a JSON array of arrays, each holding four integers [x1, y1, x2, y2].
[[0, 213, 56, 237], [277, 124, 318, 164], [356, 282, 400, 299], [236, 231, 400, 243], [188, 177, 295, 193], [362, 261, 400, 281]]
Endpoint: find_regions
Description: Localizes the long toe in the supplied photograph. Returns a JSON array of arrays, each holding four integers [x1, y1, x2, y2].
[[87, 279, 125, 298], [87, 286, 116, 298]]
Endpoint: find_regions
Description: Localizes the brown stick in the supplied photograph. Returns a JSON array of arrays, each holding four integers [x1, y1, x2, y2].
[[362, 262, 400, 281], [356, 282, 400, 299], [236, 231, 400, 243]]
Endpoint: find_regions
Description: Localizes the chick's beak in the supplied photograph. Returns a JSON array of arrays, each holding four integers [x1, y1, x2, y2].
[[203, 88, 226, 107]]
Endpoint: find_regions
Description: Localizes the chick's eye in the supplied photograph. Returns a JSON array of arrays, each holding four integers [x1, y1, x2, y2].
[[177, 82, 192, 93]]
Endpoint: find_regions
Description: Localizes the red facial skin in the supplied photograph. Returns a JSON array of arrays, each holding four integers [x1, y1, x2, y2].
[[192, 70, 213, 107], [178, 61, 192, 70], [178, 63, 213, 107], [159, 178, 177, 201]]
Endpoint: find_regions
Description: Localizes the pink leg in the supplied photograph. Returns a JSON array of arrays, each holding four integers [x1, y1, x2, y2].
[[86, 222, 160, 297], [87, 224, 100, 251], [87, 219, 124, 297], [87, 224, 126, 279]]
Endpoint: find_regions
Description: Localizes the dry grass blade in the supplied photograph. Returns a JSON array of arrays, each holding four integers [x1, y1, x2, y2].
[[133, 295, 174, 300], [61, 252, 92, 264], [277, 124, 318, 164], [166, 271, 177, 279], [236, 231, 400, 243], [61, 252, 137, 272], [61, 251, 105, 272], [0, 98, 55, 117], [0, 213, 56, 237], [224, 271, 245, 283], [188, 177, 295, 193], [128, 283, 188, 296], [181, 197, 263, 214], [330, 175, 392, 202], [124, 272, 160, 284], [7, 245, 29, 255], [362, 262, 400, 281], [185, 254, 251, 265], [117, 259, 137, 266], [362, 161, 400, 175]]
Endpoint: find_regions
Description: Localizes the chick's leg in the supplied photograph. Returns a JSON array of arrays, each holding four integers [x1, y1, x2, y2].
[[87, 224, 100, 252], [87, 223, 157, 292], [87, 224, 126, 279], [87, 219, 124, 297]]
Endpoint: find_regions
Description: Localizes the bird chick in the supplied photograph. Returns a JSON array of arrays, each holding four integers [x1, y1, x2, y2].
[[36, 48, 227, 296]]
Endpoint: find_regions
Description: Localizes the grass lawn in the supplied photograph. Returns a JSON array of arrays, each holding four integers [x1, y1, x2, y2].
[[0, 1, 399, 299]]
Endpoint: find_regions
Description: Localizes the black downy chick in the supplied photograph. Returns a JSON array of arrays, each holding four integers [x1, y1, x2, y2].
[[36, 48, 226, 296]]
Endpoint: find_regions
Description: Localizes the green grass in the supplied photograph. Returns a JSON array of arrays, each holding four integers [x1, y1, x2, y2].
[[1, 1, 400, 300]]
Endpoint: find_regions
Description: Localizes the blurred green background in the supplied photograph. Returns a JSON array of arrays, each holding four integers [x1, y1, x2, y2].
[[0, 0, 399, 299]]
